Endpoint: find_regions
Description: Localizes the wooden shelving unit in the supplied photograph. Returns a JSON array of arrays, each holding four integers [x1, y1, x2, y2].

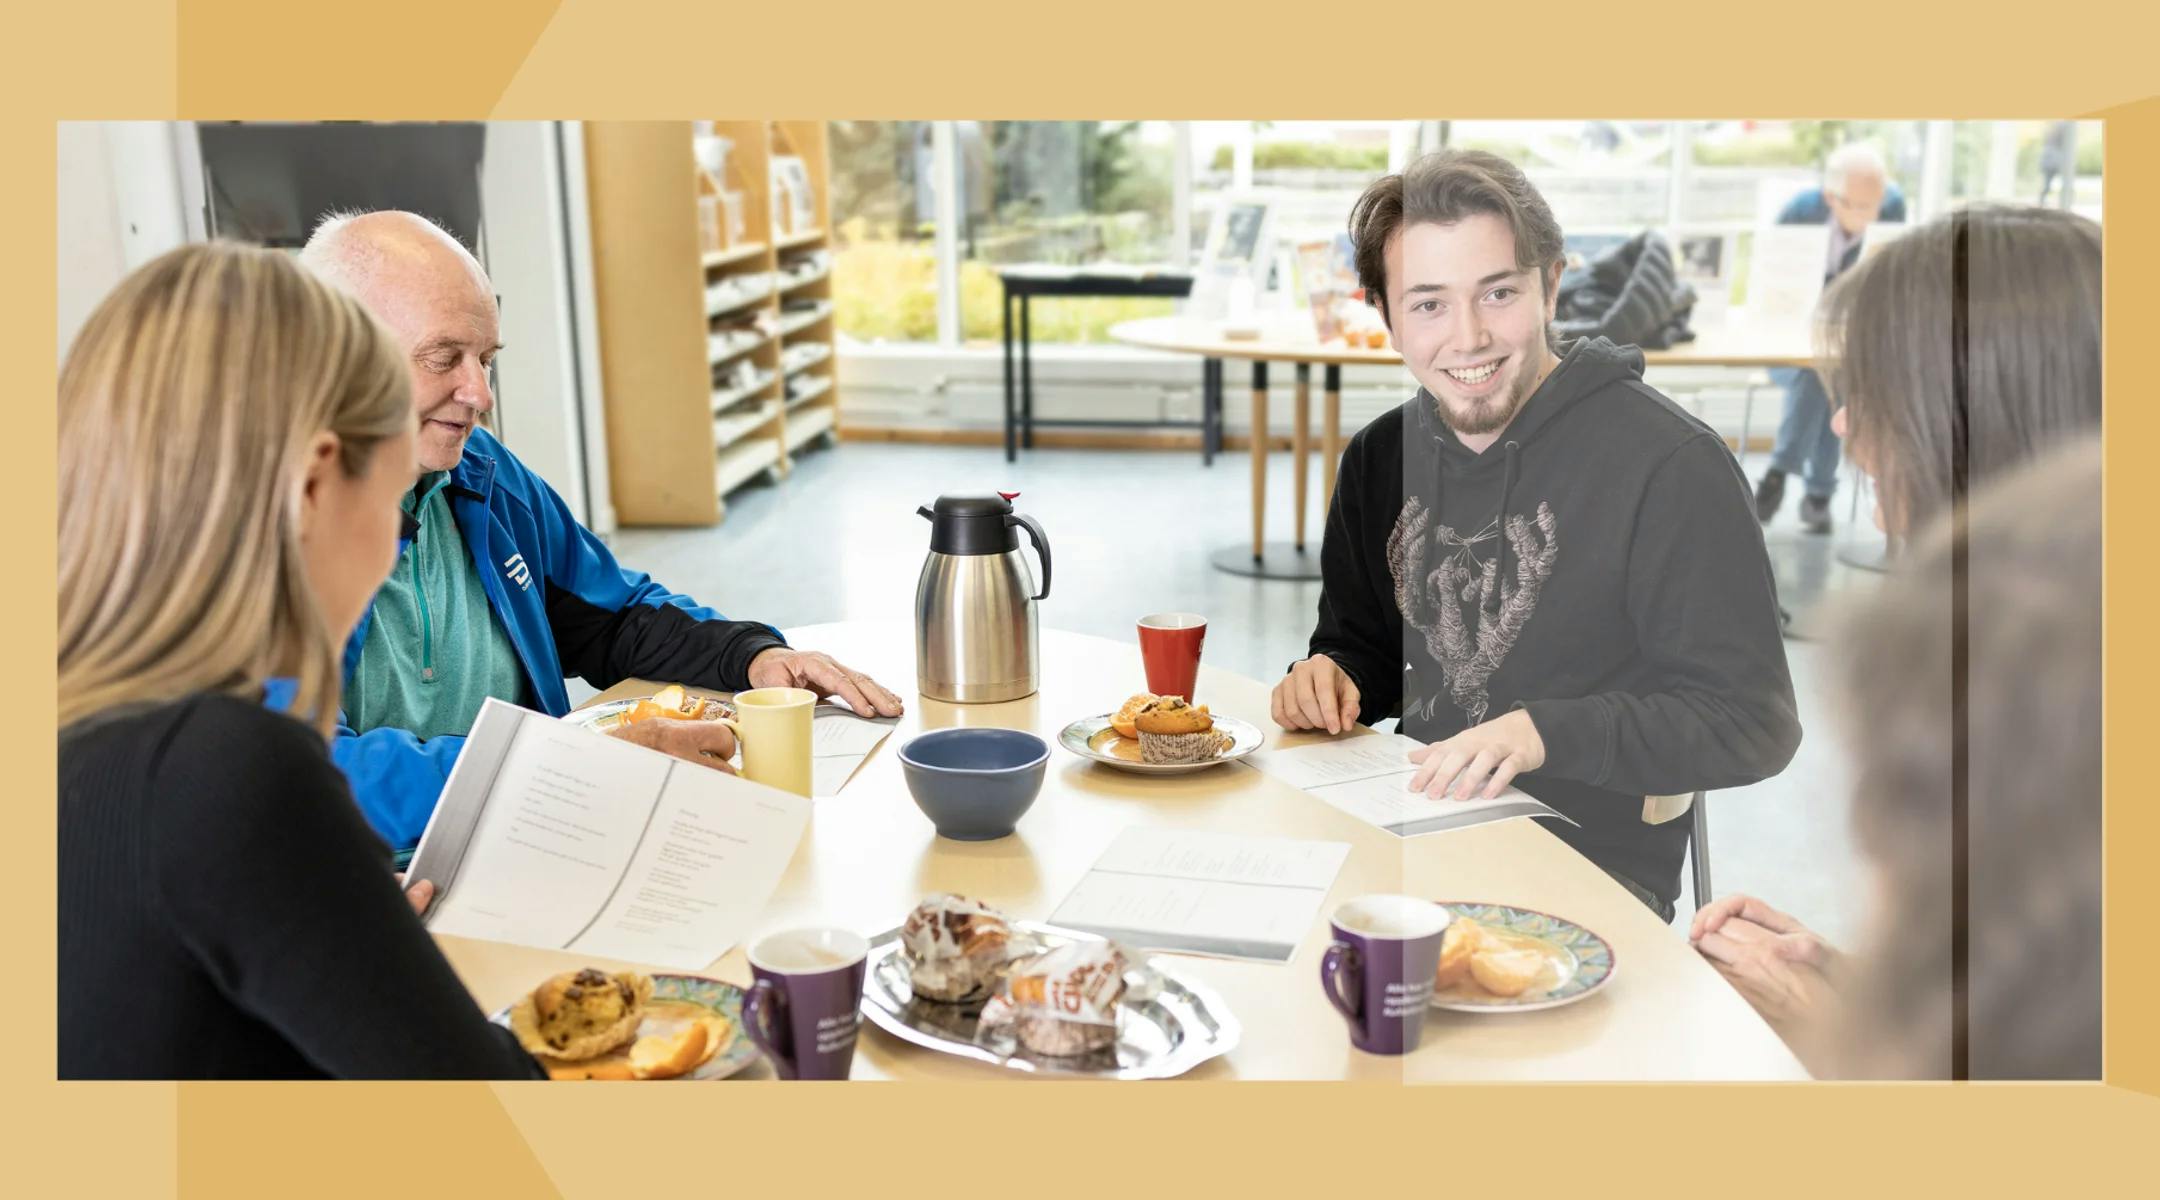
[[582, 120, 839, 525]]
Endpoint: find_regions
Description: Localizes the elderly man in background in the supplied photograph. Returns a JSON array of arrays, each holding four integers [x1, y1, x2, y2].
[[300, 211, 903, 855], [1752, 143, 1906, 534]]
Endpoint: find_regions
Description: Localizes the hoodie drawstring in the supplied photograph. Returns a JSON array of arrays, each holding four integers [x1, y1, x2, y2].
[[1497, 440, 1522, 588]]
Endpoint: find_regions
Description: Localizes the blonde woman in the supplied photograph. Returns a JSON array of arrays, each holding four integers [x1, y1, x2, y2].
[[59, 243, 540, 1079]]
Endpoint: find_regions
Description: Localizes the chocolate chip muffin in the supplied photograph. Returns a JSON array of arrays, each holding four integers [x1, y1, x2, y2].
[[510, 967, 653, 1061], [1133, 697, 1231, 765]]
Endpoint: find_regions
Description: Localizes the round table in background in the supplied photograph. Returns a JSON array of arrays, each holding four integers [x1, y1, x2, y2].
[[1109, 316, 1817, 582]]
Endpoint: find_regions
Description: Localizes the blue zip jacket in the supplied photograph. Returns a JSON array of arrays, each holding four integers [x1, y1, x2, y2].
[[332, 428, 786, 849]]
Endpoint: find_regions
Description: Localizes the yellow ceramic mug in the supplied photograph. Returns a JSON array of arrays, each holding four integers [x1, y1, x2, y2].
[[717, 687, 815, 797]]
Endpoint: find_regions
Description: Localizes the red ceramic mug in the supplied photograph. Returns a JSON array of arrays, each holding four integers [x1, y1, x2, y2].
[[1137, 612, 1208, 703]]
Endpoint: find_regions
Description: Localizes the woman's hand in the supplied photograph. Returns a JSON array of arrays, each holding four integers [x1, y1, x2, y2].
[[393, 874, 436, 918], [1690, 894, 1841, 1029]]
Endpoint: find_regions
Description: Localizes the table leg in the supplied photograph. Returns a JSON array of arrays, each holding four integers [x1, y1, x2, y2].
[[1322, 365, 1342, 523], [1293, 363, 1311, 552], [1199, 359, 1216, 466], [1002, 286, 1016, 463], [1020, 294, 1034, 450], [1207, 358, 1224, 458], [1250, 362, 1269, 562]]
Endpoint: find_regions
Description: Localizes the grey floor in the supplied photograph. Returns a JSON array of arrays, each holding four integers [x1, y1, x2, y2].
[[607, 437, 1882, 944]]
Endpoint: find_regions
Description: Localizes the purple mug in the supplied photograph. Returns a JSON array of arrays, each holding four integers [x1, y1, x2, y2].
[[742, 928, 870, 1080], [1319, 895, 1451, 1055]]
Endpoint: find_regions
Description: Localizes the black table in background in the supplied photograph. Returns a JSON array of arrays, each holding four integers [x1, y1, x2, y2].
[[999, 267, 1214, 464]]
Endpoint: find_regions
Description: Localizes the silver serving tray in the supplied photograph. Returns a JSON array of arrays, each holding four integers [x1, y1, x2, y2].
[[859, 920, 1241, 1079]]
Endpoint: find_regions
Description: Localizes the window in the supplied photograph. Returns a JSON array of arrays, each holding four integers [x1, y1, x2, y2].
[[825, 119, 2102, 354], [1190, 120, 1400, 255], [1452, 120, 1674, 233], [1682, 120, 1924, 227], [1951, 119, 2102, 213], [954, 121, 1180, 345], [829, 120, 936, 344]]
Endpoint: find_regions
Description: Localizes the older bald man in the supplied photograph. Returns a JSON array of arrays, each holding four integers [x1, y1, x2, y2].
[[300, 211, 903, 853]]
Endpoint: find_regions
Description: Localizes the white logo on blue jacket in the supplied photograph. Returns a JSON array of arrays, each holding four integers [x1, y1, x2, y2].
[[503, 553, 532, 590]]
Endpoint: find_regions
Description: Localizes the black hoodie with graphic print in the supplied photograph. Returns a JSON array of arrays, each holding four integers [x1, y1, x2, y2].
[[1307, 336, 1801, 912]]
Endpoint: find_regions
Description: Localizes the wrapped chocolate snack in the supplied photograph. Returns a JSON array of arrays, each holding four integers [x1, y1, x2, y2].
[[977, 939, 1161, 1059], [898, 894, 1036, 1004]]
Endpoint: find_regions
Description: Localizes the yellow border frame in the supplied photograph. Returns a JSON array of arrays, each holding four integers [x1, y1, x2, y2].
[[10, 2, 2154, 1192]]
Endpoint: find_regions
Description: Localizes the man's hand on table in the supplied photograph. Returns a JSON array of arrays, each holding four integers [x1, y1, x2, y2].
[[748, 646, 906, 718], [1689, 893, 1841, 1029], [609, 717, 741, 772], [1271, 654, 1361, 733], [1406, 709, 1547, 800]]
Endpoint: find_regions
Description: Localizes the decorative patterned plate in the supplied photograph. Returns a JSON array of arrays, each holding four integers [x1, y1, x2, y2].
[[562, 695, 735, 734], [1055, 713, 1265, 774], [1427, 903, 1616, 1013], [491, 973, 761, 1080]]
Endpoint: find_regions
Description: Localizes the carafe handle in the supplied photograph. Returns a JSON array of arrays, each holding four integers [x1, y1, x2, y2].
[[1007, 513, 1051, 601]]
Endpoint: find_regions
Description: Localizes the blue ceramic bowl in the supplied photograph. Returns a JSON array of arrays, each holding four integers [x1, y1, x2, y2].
[[897, 727, 1050, 841]]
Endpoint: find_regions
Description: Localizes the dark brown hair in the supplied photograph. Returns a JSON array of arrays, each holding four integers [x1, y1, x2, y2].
[[1817, 204, 2101, 534], [1347, 149, 1566, 325]]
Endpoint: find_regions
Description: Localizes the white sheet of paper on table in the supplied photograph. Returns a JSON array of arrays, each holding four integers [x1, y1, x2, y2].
[[808, 707, 898, 797], [1246, 732, 1429, 789], [1246, 732, 1572, 838], [1047, 827, 1350, 962]]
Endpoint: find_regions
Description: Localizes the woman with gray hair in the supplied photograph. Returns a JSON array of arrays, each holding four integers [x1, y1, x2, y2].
[[1693, 205, 2103, 1079]]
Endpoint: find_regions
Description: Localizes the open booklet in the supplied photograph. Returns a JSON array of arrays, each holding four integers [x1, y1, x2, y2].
[[1246, 733, 1574, 838], [408, 698, 812, 970]]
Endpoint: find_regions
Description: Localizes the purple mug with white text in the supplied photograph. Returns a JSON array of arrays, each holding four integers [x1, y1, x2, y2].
[[1319, 895, 1451, 1055], [742, 928, 869, 1080]]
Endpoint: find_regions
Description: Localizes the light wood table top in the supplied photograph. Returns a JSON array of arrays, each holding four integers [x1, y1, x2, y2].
[[1109, 314, 1816, 369], [435, 621, 1807, 1081]]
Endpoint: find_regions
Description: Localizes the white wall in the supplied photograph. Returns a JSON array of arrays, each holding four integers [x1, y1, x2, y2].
[[56, 123, 130, 360], [479, 122, 597, 527], [59, 122, 194, 361]]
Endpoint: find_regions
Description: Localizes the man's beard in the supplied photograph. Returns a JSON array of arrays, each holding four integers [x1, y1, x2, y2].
[[1435, 334, 1551, 437]]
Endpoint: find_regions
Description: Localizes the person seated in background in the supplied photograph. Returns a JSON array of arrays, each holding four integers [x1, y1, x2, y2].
[[1273, 150, 1801, 922], [1753, 142, 1907, 534], [1693, 206, 2102, 1078], [59, 243, 540, 1079], [297, 211, 905, 854]]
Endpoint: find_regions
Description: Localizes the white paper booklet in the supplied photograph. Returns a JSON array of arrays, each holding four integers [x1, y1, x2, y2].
[[1246, 733, 1574, 838], [408, 698, 812, 969], [1047, 828, 1350, 963]]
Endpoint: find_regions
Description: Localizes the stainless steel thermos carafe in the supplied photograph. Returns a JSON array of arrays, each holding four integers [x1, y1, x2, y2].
[[914, 493, 1051, 703]]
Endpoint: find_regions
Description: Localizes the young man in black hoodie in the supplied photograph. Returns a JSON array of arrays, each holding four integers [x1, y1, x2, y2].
[[1273, 150, 1801, 920]]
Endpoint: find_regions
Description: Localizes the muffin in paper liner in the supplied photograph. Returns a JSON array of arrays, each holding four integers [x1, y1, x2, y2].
[[1137, 728, 1232, 764], [898, 894, 1041, 1004]]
